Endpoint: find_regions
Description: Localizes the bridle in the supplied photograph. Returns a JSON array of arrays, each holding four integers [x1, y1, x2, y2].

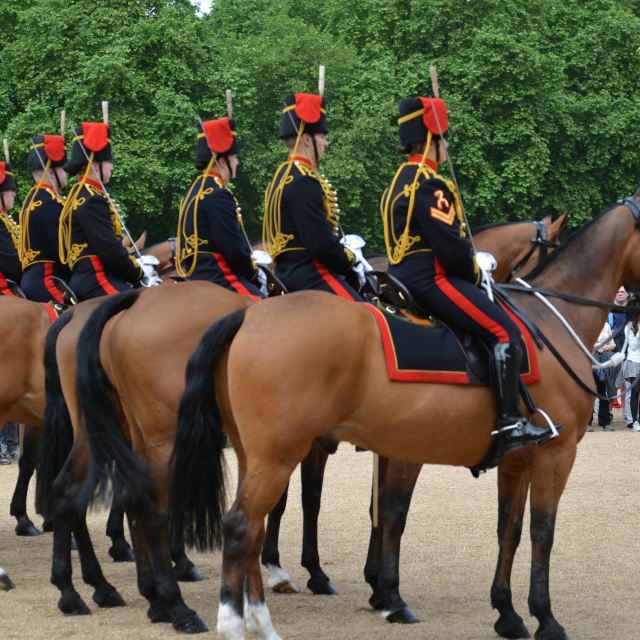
[[507, 220, 560, 281]]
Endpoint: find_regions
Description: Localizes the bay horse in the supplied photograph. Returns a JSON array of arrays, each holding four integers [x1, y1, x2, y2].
[[169, 196, 640, 640], [261, 215, 567, 608], [48, 218, 563, 626]]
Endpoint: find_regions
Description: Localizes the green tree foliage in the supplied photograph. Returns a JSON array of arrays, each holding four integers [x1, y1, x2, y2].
[[2, 0, 640, 249]]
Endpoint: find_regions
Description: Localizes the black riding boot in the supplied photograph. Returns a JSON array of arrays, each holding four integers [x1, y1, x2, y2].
[[491, 342, 557, 454]]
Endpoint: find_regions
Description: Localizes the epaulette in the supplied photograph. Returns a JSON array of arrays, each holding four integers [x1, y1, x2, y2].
[[294, 162, 317, 179], [84, 184, 104, 198], [45, 188, 66, 205]]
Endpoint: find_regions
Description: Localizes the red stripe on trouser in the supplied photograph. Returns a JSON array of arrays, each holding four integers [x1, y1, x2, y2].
[[434, 259, 510, 343], [311, 259, 355, 301], [211, 253, 259, 301], [41, 302, 58, 324], [89, 256, 120, 295], [44, 262, 64, 304], [0, 272, 15, 296]]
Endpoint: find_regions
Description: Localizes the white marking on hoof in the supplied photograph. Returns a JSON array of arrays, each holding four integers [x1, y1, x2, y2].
[[217, 601, 245, 640], [244, 599, 282, 640], [266, 564, 300, 593], [381, 609, 392, 620]]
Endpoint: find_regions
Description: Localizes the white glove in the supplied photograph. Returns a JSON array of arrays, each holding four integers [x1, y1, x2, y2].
[[256, 267, 268, 296], [138, 254, 160, 267], [475, 251, 497, 272], [479, 267, 494, 301], [252, 250, 272, 267], [353, 261, 366, 288], [136, 258, 162, 287]]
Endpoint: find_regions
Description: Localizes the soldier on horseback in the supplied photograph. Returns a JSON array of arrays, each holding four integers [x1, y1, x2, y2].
[[0, 159, 22, 296], [263, 92, 364, 300], [381, 96, 557, 453], [59, 121, 147, 300], [19, 134, 70, 303], [175, 115, 262, 300]]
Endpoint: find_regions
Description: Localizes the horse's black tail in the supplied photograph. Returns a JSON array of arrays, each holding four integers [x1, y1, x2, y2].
[[169, 307, 247, 551], [74, 289, 154, 513], [35, 311, 75, 519]]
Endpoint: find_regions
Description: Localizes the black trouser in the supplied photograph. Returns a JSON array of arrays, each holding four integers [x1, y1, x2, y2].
[[629, 378, 640, 423], [595, 379, 611, 426]]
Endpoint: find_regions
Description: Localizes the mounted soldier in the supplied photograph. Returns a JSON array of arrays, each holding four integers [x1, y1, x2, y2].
[[263, 80, 365, 300], [19, 127, 71, 303], [381, 95, 557, 453], [59, 111, 150, 300], [175, 100, 262, 300], [0, 144, 22, 296]]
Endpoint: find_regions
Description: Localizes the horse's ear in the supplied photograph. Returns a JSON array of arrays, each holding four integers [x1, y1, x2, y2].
[[541, 215, 552, 224], [122, 235, 131, 248], [134, 231, 147, 251], [554, 212, 569, 232]]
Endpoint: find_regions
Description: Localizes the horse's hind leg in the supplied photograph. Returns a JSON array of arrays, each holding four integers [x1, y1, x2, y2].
[[300, 441, 334, 594], [10, 425, 42, 536], [106, 501, 135, 562], [262, 482, 299, 593], [366, 459, 421, 624], [527, 445, 575, 640], [491, 457, 532, 639], [73, 508, 126, 608], [218, 462, 292, 640]]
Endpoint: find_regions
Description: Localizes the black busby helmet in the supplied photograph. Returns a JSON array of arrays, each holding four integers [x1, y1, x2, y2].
[[278, 93, 328, 139], [0, 162, 16, 192], [195, 117, 238, 170], [398, 97, 449, 153], [64, 122, 112, 176], [27, 134, 67, 172]]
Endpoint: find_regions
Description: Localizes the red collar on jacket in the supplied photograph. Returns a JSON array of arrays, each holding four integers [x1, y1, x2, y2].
[[407, 155, 437, 171], [288, 154, 315, 168], [79, 177, 104, 193]]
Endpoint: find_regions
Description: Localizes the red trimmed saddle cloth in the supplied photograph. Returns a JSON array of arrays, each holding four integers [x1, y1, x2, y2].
[[363, 302, 539, 385]]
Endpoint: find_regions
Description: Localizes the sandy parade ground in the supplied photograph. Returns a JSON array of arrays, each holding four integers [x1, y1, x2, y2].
[[1, 410, 639, 640]]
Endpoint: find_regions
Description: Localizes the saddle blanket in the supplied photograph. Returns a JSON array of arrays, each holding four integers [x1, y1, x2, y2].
[[363, 302, 540, 385]]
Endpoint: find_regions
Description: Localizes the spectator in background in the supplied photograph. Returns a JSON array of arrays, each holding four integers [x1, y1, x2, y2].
[[609, 286, 629, 418], [0, 422, 19, 464], [623, 316, 640, 432], [589, 323, 616, 432]]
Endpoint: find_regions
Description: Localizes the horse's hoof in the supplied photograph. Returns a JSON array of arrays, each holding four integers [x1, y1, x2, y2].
[[495, 612, 531, 638], [173, 613, 209, 634], [272, 580, 300, 594], [108, 543, 135, 563], [267, 564, 299, 594], [15, 517, 42, 536], [0, 570, 14, 591], [175, 564, 204, 582], [384, 606, 420, 624], [148, 605, 172, 623], [93, 586, 126, 608], [535, 621, 569, 640], [59, 594, 91, 615], [307, 577, 337, 595], [42, 519, 54, 532]]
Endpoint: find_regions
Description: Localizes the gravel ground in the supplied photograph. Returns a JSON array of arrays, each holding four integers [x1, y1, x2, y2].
[[1, 410, 639, 639]]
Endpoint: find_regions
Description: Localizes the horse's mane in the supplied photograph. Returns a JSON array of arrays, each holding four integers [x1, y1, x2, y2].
[[473, 220, 527, 233], [524, 203, 619, 280]]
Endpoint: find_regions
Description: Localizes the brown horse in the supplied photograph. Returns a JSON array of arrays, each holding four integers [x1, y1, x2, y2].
[[261, 215, 567, 609], [39, 218, 564, 625], [169, 197, 640, 640]]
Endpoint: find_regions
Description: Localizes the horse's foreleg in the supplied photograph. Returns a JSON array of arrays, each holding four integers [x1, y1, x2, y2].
[[527, 445, 575, 640], [261, 482, 299, 593], [491, 457, 531, 639], [10, 425, 41, 536], [0, 566, 13, 591], [106, 500, 134, 562], [368, 459, 421, 624], [300, 442, 334, 594]]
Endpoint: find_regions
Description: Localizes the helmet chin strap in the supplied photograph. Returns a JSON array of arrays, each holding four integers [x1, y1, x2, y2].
[[0, 192, 5, 212], [311, 134, 319, 166], [223, 156, 232, 180], [99, 162, 104, 184], [52, 167, 62, 191]]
